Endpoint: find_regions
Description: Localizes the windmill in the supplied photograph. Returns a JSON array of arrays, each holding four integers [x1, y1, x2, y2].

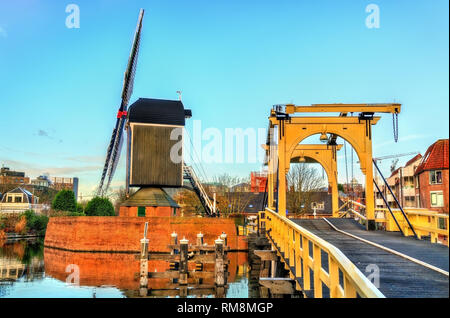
[[97, 9, 144, 197]]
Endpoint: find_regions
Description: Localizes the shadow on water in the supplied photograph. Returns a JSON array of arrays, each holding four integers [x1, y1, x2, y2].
[[1, 240, 254, 298]]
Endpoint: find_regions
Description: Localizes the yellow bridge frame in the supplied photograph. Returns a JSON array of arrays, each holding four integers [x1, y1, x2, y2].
[[266, 103, 401, 230], [289, 144, 342, 216]]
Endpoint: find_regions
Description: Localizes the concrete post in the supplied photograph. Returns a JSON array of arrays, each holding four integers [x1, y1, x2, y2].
[[179, 237, 189, 285], [215, 237, 225, 286]]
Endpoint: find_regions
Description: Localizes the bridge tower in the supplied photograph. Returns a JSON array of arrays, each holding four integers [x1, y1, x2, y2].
[[289, 144, 343, 216], [266, 103, 401, 230]]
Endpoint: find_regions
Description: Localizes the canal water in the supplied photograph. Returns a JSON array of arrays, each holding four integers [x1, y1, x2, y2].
[[0, 239, 251, 298]]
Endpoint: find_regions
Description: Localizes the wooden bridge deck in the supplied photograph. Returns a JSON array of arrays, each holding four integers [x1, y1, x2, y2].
[[291, 218, 449, 298]]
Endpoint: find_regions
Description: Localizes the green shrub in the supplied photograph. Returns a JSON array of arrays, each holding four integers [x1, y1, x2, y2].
[[76, 203, 84, 213], [84, 197, 115, 216], [23, 210, 49, 236], [52, 190, 77, 212], [67, 211, 85, 216]]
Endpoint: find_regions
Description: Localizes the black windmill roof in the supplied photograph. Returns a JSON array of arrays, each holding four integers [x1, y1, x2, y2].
[[128, 98, 191, 126]]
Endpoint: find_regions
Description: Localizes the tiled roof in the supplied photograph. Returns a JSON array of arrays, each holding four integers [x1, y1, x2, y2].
[[405, 154, 422, 167], [389, 167, 400, 178], [415, 139, 449, 175], [121, 187, 179, 208]]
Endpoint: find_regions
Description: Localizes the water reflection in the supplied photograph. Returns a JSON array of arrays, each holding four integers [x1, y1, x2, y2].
[[0, 240, 250, 298]]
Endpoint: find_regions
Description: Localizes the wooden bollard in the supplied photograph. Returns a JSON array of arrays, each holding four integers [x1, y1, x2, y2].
[[220, 232, 228, 247], [197, 232, 204, 255], [179, 285, 188, 298], [197, 232, 204, 246], [216, 286, 225, 298], [179, 237, 189, 285], [139, 222, 149, 296], [171, 231, 178, 255], [214, 237, 225, 287]]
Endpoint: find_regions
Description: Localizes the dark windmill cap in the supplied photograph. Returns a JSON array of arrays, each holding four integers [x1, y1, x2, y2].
[[128, 98, 192, 126]]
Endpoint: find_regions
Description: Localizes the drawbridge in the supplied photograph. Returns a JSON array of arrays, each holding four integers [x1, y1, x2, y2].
[[259, 209, 449, 298], [258, 102, 449, 298]]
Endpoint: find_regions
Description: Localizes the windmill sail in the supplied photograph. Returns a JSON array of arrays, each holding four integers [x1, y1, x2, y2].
[[97, 9, 144, 196]]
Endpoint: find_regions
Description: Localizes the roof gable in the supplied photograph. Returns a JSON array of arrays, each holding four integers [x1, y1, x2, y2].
[[1, 187, 33, 203], [405, 154, 422, 167], [121, 187, 179, 208], [415, 139, 449, 175]]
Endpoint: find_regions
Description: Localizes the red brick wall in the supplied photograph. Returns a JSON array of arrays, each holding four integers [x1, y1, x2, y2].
[[417, 169, 449, 213], [44, 216, 247, 252]]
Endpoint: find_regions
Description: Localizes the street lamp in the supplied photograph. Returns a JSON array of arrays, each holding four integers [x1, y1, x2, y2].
[[319, 132, 328, 143]]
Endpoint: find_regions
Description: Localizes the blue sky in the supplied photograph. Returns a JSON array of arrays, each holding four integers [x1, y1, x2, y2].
[[0, 0, 448, 198]]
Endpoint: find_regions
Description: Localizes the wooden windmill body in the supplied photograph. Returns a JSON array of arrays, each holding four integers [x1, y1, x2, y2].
[[119, 98, 191, 217]]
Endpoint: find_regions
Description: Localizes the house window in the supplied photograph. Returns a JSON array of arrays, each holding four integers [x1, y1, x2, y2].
[[429, 170, 442, 184], [137, 206, 145, 217], [438, 218, 447, 230], [7, 196, 12, 203], [311, 202, 325, 210], [430, 191, 444, 207], [14, 196, 22, 203]]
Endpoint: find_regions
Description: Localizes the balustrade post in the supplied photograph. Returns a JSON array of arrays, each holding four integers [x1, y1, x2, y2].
[[289, 229, 295, 268], [329, 256, 340, 298], [344, 276, 357, 298], [295, 232, 302, 278], [302, 236, 311, 291], [313, 244, 322, 298]]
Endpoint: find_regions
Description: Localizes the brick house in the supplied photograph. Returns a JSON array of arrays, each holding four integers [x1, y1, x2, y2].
[[0, 167, 30, 185], [415, 139, 449, 213], [0, 187, 40, 213]]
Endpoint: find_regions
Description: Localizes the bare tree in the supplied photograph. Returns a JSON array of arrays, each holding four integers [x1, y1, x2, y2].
[[173, 189, 204, 216], [286, 164, 326, 215], [113, 187, 136, 215], [207, 174, 252, 217]]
